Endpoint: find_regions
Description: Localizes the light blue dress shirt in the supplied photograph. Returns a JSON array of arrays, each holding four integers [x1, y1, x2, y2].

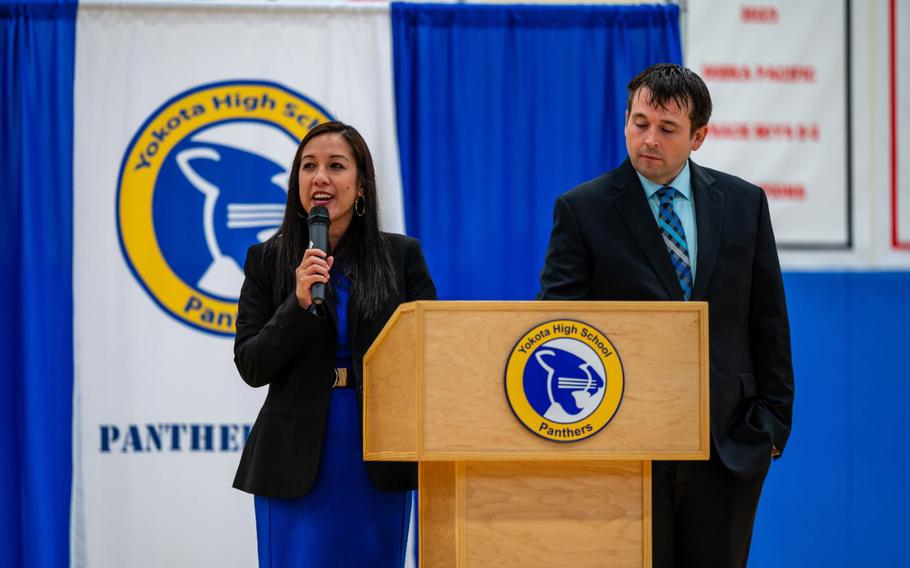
[[636, 161, 698, 283]]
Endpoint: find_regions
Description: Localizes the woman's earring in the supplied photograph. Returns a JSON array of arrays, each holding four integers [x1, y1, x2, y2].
[[354, 195, 366, 217]]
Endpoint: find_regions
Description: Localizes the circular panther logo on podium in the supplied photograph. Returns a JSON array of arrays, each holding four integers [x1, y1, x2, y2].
[[505, 320, 624, 442], [117, 80, 333, 336]]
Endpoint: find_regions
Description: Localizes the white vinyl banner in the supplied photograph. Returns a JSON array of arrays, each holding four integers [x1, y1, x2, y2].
[[895, 0, 910, 249], [72, 4, 403, 566], [687, 0, 850, 249]]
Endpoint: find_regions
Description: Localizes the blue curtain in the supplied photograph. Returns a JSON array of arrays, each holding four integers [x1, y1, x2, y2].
[[392, 3, 681, 300], [0, 1, 75, 567]]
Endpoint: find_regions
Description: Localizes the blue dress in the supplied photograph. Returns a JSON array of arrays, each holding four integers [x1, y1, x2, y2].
[[254, 271, 412, 567]]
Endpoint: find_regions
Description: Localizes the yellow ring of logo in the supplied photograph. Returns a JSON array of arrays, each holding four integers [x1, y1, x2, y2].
[[504, 319, 624, 442], [117, 81, 332, 335]]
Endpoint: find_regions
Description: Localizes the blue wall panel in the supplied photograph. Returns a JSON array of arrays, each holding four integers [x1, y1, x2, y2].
[[845, 274, 909, 566], [751, 273, 910, 567]]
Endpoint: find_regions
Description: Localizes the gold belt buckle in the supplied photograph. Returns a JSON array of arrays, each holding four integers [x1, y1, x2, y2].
[[333, 368, 348, 388]]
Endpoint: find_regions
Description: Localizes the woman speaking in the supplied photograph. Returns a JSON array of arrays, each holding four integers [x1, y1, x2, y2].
[[232, 121, 436, 566]]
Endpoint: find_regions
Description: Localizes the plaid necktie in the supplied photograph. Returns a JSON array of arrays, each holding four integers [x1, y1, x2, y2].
[[656, 186, 693, 300]]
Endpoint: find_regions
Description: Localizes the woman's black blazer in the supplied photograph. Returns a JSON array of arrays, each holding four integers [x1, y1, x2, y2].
[[232, 233, 436, 499]]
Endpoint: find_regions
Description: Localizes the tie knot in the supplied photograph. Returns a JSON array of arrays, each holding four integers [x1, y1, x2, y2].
[[657, 186, 677, 205]]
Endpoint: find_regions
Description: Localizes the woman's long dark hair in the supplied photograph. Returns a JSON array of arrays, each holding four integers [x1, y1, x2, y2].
[[270, 121, 394, 318]]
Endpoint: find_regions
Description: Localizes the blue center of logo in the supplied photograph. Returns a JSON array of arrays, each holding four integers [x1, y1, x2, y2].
[[523, 338, 606, 424], [153, 121, 296, 301]]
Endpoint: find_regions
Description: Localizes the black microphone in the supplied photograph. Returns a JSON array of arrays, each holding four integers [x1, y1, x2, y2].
[[307, 206, 331, 305]]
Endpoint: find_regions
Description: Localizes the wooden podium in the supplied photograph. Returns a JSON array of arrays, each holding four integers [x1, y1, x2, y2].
[[363, 301, 709, 568]]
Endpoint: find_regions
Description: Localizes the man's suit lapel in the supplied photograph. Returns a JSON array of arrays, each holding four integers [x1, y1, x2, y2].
[[690, 160, 723, 301], [609, 159, 686, 301]]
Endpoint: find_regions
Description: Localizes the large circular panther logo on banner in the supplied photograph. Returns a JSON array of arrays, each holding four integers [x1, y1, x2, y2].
[[117, 80, 333, 336], [505, 320, 624, 442]]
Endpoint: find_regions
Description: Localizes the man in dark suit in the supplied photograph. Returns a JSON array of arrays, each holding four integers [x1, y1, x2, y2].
[[538, 63, 794, 567]]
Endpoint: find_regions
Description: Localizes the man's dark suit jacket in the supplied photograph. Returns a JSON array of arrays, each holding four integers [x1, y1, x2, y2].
[[232, 232, 436, 499], [539, 158, 794, 479]]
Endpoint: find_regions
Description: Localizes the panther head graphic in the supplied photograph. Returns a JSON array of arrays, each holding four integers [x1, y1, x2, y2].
[[165, 122, 296, 299], [523, 340, 606, 423]]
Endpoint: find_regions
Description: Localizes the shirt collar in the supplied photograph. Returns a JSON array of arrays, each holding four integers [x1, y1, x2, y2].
[[636, 160, 692, 201]]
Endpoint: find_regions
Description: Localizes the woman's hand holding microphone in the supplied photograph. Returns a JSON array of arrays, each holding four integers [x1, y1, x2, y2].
[[296, 249, 334, 309]]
